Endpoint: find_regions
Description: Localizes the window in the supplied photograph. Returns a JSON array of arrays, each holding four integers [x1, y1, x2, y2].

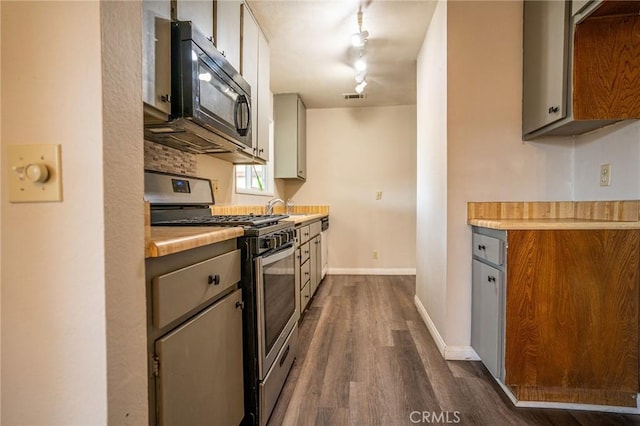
[[235, 121, 274, 196], [235, 163, 272, 195]]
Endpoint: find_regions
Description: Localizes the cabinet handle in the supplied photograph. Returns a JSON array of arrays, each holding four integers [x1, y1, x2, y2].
[[548, 105, 560, 114], [304, 271, 310, 276], [305, 294, 310, 299], [478, 244, 486, 251], [235, 301, 245, 310], [208, 274, 221, 285], [160, 94, 171, 103], [487, 275, 496, 283], [304, 250, 309, 254], [259, 148, 264, 153]]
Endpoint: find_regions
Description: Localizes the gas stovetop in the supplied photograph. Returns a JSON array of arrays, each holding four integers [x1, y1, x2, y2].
[[152, 214, 289, 227]]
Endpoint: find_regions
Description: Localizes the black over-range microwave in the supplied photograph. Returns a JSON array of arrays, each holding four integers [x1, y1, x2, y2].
[[144, 20, 252, 155]]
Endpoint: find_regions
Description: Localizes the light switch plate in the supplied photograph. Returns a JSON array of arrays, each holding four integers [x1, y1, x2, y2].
[[600, 163, 611, 187], [7, 144, 63, 202]]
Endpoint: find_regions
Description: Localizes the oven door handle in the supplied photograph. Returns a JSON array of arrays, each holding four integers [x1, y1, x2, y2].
[[261, 243, 295, 267]]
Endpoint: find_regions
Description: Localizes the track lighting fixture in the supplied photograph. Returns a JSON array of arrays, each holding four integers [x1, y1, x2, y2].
[[350, 4, 371, 95]]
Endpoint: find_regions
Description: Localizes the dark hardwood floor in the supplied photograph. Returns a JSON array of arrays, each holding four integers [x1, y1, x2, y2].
[[267, 275, 640, 426]]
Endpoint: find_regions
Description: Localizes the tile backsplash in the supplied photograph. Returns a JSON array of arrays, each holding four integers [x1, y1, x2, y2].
[[144, 140, 197, 175]]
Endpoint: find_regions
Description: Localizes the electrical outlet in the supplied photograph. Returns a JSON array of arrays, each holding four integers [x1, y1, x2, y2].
[[212, 179, 220, 197], [372, 250, 379, 260], [376, 191, 382, 200], [600, 164, 611, 187]]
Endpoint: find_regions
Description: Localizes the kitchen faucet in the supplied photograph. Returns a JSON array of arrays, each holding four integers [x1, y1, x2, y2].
[[265, 198, 285, 215]]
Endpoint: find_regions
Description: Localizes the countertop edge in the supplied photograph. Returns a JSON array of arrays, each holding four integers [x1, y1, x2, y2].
[[146, 227, 244, 258], [468, 218, 640, 230]]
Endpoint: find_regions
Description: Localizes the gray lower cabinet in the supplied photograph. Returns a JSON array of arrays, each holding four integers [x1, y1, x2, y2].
[[155, 288, 244, 426], [471, 227, 506, 380], [296, 219, 324, 317], [146, 239, 244, 426]]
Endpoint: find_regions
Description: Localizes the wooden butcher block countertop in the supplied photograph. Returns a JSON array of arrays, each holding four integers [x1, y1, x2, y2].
[[146, 226, 244, 258], [282, 213, 328, 225], [468, 218, 640, 230], [468, 200, 640, 230]]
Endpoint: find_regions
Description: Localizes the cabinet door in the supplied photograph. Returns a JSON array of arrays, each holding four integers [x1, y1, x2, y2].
[[296, 97, 307, 180], [214, 0, 241, 72], [314, 235, 322, 288], [241, 4, 259, 155], [176, 0, 214, 39], [142, 0, 172, 114], [310, 236, 319, 295], [471, 259, 502, 379], [155, 288, 244, 426], [256, 30, 271, 162], [522, 0, 569, 135], [295, 248, 301, 321]]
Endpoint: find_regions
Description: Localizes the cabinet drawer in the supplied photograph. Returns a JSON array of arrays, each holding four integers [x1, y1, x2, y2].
[[300, 241, 310, 263], [300, 282, 311, 312], [299, 225, 311, 243], [152, 249, 241, 328], [473, 233, 504, 266], [301, 259, 311, 287], [309, 220, 321, 238]]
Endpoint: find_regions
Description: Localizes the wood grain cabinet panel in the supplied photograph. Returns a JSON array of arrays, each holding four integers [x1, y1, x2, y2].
[[505, 229, 640, 407], [573, 7, 640, 120]]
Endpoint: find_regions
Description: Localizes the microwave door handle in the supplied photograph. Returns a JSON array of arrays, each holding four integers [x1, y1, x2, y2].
[[234, 94, 250, 137]]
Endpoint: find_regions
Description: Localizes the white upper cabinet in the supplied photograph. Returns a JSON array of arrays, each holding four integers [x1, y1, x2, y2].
[[241, 4, 260, 156], [176, 0, 214, 40], [142, 0, 172, 115], [214, 0, 242, 72], [522, 0, 568, 137], [256, 30, 271, 162]]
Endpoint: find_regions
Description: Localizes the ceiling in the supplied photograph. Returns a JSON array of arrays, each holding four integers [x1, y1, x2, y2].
[[247, 0, 437, 109]]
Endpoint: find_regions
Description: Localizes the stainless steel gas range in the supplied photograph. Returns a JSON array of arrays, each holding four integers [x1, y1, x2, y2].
[[145, 170, 298, 426]]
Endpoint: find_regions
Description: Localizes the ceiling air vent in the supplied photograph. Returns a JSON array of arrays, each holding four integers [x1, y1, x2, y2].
[[343, 93, 367, 100]]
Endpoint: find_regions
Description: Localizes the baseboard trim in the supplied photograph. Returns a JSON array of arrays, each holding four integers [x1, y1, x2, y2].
[[413, 295, 480, 361], [444, 346, 480, 361], [327, 268, 416, 275], [495, 380, 640, 414], [413, 295, 446, 357]]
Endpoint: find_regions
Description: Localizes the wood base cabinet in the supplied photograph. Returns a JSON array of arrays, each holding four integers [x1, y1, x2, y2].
[[472, 227, 640, 408], [505, 229, 639, 407]]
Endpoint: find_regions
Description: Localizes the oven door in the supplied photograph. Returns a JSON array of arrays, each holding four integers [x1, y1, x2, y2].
[[255, 243, 297, 379]]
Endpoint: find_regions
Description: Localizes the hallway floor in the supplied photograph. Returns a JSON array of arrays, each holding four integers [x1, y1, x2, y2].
[[267, 275, 640, 426]]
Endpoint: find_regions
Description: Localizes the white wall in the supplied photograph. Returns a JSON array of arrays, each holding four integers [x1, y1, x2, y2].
[[416, 0, 575, 352], [1, 2, 146, 424], [416, 0, 448, 339], [287, 106, 417, 274], [573, 120, 640, 200]]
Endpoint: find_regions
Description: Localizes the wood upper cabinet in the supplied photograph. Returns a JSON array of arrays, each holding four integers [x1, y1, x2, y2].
[[522, 0, 640, 140], [505, 229, 640, 407], [214, 0, 242, 72]]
